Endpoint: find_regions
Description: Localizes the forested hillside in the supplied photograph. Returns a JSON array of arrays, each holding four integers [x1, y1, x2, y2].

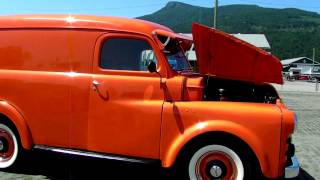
[[139, 1, 320, 60]]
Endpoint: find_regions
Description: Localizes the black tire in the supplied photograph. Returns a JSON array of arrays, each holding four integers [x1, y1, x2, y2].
[[175, 138, 261, 180], [311, 77, 317, 82]]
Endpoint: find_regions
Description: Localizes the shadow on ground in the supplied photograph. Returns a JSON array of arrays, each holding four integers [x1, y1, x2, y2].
[[3, 150, 171, 180], [292, 168, 316, 180], [1, 151, 316, 180]]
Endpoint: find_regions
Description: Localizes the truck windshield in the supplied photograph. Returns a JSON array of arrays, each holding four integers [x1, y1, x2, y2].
[[163, 39, 192, 72]]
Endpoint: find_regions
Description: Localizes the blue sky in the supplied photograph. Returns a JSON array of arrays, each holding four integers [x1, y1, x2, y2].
[[0, 0, 319, 18]]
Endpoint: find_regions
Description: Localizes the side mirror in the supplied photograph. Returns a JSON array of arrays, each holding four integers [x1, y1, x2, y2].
[[148, 61, 157, 73]]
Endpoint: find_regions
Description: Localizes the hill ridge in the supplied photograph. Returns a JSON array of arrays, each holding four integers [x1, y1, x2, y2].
[[138, 1, 320, 59]]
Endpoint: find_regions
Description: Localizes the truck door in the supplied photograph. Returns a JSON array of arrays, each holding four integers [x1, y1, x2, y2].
[[88, 33, 164, 159]]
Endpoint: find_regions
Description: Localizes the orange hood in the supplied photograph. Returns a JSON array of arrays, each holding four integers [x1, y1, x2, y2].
[[192, 23, 283, 84]]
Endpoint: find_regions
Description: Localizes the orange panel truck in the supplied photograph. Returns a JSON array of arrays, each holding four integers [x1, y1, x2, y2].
[[0, 15, 299, 179]]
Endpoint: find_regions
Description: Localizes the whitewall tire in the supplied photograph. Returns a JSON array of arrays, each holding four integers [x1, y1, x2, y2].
[[0, 124, 19, 168], [188, 145, 244, 180]]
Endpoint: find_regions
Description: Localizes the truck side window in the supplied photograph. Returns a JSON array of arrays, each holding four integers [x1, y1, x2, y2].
[[100, 38, 157, 71]]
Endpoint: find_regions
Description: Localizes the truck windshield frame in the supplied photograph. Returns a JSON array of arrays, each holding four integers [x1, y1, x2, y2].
[[163, 40, 192, 72]]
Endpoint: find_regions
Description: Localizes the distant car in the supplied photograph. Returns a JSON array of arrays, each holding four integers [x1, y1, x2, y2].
[[310, 66, 320, 82], [286, 68, 302, 81], [298, 75, 309, 81], [311, 75, 320, 82]]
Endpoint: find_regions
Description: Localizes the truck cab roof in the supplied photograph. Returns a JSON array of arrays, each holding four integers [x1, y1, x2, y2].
[[0, 14, 172, 35]]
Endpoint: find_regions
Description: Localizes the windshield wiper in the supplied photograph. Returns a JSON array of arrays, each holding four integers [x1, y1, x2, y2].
[[179, 68, 193, 73]]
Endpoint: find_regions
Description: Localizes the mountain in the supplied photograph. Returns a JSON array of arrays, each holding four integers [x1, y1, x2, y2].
[[138, 1, 320, 60]]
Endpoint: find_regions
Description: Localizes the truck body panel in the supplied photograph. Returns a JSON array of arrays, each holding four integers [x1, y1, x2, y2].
[[0, 15, 298, 179]]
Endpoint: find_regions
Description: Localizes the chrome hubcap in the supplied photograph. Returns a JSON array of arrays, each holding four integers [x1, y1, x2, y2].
[[0, 139, 3, 151], [210, 165, 223, 178]]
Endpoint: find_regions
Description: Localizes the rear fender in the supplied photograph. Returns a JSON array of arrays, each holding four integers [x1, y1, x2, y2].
[[0, 100, 33, 149]]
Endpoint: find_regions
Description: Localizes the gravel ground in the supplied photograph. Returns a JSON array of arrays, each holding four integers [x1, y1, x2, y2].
[[273, 80, 320, 93], [0, 81, 319, 180], [279, 92, 319, 180]]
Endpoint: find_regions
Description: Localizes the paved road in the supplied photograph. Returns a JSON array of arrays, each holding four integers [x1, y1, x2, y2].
[[279, 91, 319, 180], [273, 81, 320, 93], [0, 81, 319, 180]]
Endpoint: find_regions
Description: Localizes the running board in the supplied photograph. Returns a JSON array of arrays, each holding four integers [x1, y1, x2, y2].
[[34, 145, 159, 164]]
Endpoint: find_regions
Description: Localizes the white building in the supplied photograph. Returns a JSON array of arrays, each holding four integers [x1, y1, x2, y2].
[[281, 57, 320, 75], [182, 33, 271, 63], [232, 34, 270, 50]]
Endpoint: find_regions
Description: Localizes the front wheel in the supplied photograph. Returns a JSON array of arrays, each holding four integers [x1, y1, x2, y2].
[[189, 145, 244, 180], [175, 139, 260, 180], [0, 123, 19, 169]]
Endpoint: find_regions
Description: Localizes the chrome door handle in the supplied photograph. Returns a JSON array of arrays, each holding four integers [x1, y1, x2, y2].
[[92, 80, 101, 91], [92, 80, 109, 100]]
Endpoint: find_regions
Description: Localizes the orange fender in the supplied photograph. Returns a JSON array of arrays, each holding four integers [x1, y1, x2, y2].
[[0, 100, 33, 149], [162, 120, 276, 178]]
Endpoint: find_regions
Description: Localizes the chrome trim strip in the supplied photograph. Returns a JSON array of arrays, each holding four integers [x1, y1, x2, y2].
[[34, 145, 158, 164], [285, 155, 300, 178], [0, 140, 3, 151]]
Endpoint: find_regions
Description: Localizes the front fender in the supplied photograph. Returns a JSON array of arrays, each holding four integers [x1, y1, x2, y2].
[[0, 100, 33, 149], [163, 120, 266, 169], [160, 101, 282, 178]]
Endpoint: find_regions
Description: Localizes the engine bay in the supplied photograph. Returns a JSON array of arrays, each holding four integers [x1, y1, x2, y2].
[[203, 76, 279, 104]]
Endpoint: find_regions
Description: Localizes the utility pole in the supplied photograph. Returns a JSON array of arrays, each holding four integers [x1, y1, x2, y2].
[[214, 0, 218, 29], [313, 48, 316, 65]]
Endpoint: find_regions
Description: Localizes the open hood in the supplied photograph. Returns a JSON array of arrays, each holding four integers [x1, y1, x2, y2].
[[192, 23, 283, 84]]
